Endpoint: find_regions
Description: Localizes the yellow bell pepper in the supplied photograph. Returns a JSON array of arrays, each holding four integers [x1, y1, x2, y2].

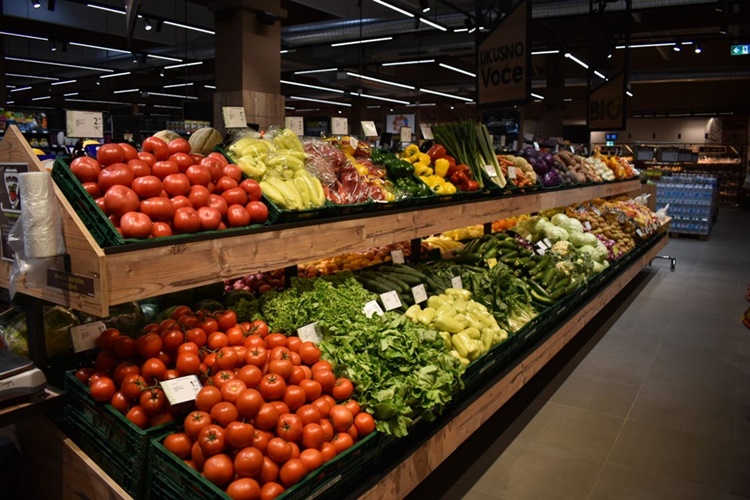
[[413, 162, 431, 176], [401, 144, 421, 163], [434, 158, 450, 177], [418, 153, 431, 165]]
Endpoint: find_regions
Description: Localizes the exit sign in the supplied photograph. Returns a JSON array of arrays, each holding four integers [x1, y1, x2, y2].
[[731, 44, 749, 56]]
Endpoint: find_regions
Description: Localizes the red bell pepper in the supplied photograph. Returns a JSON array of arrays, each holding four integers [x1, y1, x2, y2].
[[427, 144, 446, 161], [443, 155, 456, 167]]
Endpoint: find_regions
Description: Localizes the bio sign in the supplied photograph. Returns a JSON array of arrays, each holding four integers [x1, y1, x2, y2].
[[477, 0, 531, 107], [588, 73, 626, 131]]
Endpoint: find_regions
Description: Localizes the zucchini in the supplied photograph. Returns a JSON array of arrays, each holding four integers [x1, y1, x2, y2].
[[382, 274, 410, 293], [382, 271, 422, 286], [362, 279, 393, 295], [482, 246, 499, 260], [499, 239, 519, 249], [541, 267, 556, 287], [381, 264, 428, 280], [530, 289, 556, 305]]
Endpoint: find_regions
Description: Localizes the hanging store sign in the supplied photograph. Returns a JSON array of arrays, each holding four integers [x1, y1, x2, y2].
[[477, 0, 531, 107], [588, 73, 626, 131]]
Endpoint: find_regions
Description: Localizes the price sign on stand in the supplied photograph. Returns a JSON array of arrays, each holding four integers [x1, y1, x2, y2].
[[160, 376, 203, 405], [284, 116, 304, 136], [411, 284, 428, 304], [451, 276, 463, 289], [380, 291, 402, 311], [420, 125, 433, 140], [362, 300, 384, 318], [66, 110, 104, 138], [222, 107, 247, 128], [484, 164, 498, 177], [533, 141, 540, 151], [70, 321, 106, 353], [584, 221, 592, 230], [390, 249, 405, 264], [507, 166, 517, 179], [297, 323, 322, 344], [400, 126, 412, 143], [543, 238, 552, 248], [500, 135, 507, 147], [331, 117, 348, 136], [361, 121, 378, 137]]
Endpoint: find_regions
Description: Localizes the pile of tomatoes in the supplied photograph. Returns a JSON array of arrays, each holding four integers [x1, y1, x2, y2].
[[68, 136, 269, 239], [74, 306, 374, 500]]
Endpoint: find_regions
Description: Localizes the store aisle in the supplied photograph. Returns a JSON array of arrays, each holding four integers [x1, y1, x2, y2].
[[408, 209, 750, 500]]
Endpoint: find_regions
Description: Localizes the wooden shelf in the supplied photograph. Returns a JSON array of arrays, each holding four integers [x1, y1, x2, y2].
[[0, 387, 65, 428], [360, 235, 669, 499]]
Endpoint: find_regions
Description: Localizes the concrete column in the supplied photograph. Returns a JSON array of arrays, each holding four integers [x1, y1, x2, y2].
[[539, 53, 564, 138]]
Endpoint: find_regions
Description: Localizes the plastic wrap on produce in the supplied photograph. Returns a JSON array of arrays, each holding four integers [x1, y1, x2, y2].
[[303, 139, 341, 186], [303, 139, 371, 205], [225, 128, 261, 146]]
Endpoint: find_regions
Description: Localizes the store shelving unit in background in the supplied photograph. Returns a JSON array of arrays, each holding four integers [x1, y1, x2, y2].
[[0, 123, 663, 498], [655, 174, 717, 240]]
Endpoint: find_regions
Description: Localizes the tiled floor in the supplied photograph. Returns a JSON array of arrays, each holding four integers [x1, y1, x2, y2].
[[408, 208, 750, 499]]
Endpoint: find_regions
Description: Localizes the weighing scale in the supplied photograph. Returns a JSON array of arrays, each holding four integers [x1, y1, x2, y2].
[[0, 349, 47, 406]]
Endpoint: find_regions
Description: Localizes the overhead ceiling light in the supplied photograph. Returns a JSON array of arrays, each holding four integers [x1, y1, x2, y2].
[[86, 3, 125, 14], [205, 84, 216, 89], [564, 52, 589, 69], [66, 97, 132, 105], [468, 27, 476, 33], [453, 28, 469, 32], [147, 54, 183, 62], [406, 102, 436, 107], [162, 20, 215, 35], [563, 98, 573, 102], [531, 50, 560, 55], [296, 108, 320, 112], [69, 42, 130, 54], [144, 18, 153, 31], [0, 31, 48, 41], [594, 70, 607, 80], [164, 82, 194, 88], [530, 93, 545, 100], [6, 85, 15, 88], [626, 90, 634, 97], [331, 37, 392, 47], [31, 95, 51, 101], [5, 56, 114, 72], [420, 0, 430, 12], [294, 68, 338, 74], [159, 71, 165, 77], [32, 0, 41, 9], [153, 104, 183, 109], [281, 79, 345, 93], [719, 25, 727, 35], [63, 92, 78, 96], [132, 53, 138, 63], [366, 105, 381, 109], [607, 51, 613, 59], [50, 41, 57, 52], [51, 79, 76, 85], [382, 59, 434, 66], [99, 71, 131, 79], [419, 87, 473, 102], [615, 42, 674, 49], [113, 88, 140, 94], [350, 92, 410, 105], [288, 95, 352, 107], [346, 71, 414, 89], [148, 91, 199, 100], [164, 61, 203, 70], [6, 101, 14, 104], [438, 63, 476, 77], [420, 18, 447, 31], [280, 50, 289, 54], [372, 0, 414, 18], [96, 81, 101, 85], [673, 44, 681, 52], [695, 44, 702, 54], [284, 106, 295, 110], [6, 73, 59, 81], [10, 86, 32, 93]]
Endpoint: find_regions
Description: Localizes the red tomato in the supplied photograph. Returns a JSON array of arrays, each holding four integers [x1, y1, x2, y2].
[[120, 211, 153, 239], [99, 164, 135, 190], [258, 374, 287, 401], [137, 151, 157, 167], [354, 412, 375, 436], [163, 173, 191, 197], [185, 327, 207, 347], [170, 195, 192, 211], [266, 437, 293, 463], [213, 369, 236, 389], [152, 160, 180, 180], [301, 423, 326, 450], [223, 164, 243, 183], [217, 310, 237, 331], [331, 378, 354, 401], [173, 207, 201, 233], [222, 187, 248, 206], [186, 165, 211, 187], [319, 418, 334, 442], [299, 380, 322, 403], [97, 143, 126, 166], [164, 432, 193, 459], [234, 447, 264, 478], [120, 373, 147, 400], [296, 404, 322, 426], [196, 206, 221, 230], [110, 391, 130, 413], [136, 332, 163, 358], [168, 138, 191, 155], [246, 201, 269, 224], [211, 402, 240, 428], [268, 359, 293, 381], [190, 153, 205, 164], [329, 405, 353, 432], [126, 406, 149, 429], [82, 182, 102, 198], [239, 179, 263, 201], [203, 453, 235, 486], [298, 342, 321, 365], [131, 175, 163, 198], [276, 413, 303, 442], [187, 185, 210, 209], [204, 194, 228, 217], [200, 157, 224, 182], [184, 410, 212, 440], [191, 441, 207, 469], [75, 367, 95, 384], [141, 357, 167, 383], [258, 457, 280, 486], [216, 346, 241, 371], [215, 176, 239, 192], [236, 388, 264, 419], [282, 386, 306, 412], [142, 136, 170, 161], [176, 352, 201, 375], [95, 197, 108, 214], [97, 327, 121, 350], [344, 399, 360, 416], [127, 159, 151, 177], [112, 335, 137, 358], [169, 152, 194, 173], [139, 387, 168, 415], [139, 197, 175, 221], [90, 376, 116, 402], [117, 142, 138, 161], [245, 346, 268, 367], [279, 458, 307, 488], [104, 185, 139, 217], [70, 156, 101, 182], [254, 402, 280, 430], [236, 364, 262, 388], [198, 424, 227, 456], [226, 421, 255, 449], [312, 369, 335, 393], [227, 478, 261, 499], [208, 152, 229, 166], [266, 334, 288, 350]]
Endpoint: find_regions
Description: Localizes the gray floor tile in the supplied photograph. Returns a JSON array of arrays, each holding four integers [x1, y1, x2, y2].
[[732, 444, 750, 497], [590, 352, 654, 386], [608, 420, 734, 491], [461, 489, 502, 500], [550, 374, 640, 418], [735, 386, 750, 446], [589, 463, 733, 500]]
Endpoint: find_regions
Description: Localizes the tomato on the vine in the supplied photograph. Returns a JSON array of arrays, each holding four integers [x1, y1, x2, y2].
[[258, 374, 287, 401], [184, 411, 212, 440], [140, 387, 168, 415], [198, 424, 226, 456]]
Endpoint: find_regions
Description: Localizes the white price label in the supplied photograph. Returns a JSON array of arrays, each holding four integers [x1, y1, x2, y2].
[[411, 284, 428, 304], [361, 121, 378, 137], [284, 116, 304, 136], [380, 290, 402, 311], [584, 221, 592, 230], [297, 322, 322, 344], [537, 240, 547, 250], [537, 246, 547, 256], [349, 137, 358, 149], [331, 117, 348, 136], [400, 126, 412, 143], [533, 141, 540, 151], [554, 144, 560, 153], [223, 107, 247, 128], [507, 166, 517, 179], [390, 250, 405, 264], [70, 321, 106, 353], [636, 229, 644, 237], [66, 110, 103, 139], [451, 276, 463, 289], [543, 238, 552, 248], [362, 300, 384, 318], [160, 375, 202, 406], [420, 125, 433, 140], [484, 164, 498, 177], [512, 140, 518, 151], [500, 135, 507, 147]]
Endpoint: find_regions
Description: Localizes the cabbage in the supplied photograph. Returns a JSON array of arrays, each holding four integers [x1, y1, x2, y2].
[[578, 245, 597, 258], [551, 213, 570, 226], [532, 218, 552, 240], [558, 217, 584, 234], [594, 241, 609, 262], [569, 231, 598, 248], [544, 225, 569, 242]]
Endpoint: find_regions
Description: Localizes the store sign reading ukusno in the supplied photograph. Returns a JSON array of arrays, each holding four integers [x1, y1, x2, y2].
[[477, 0, 531, 106]]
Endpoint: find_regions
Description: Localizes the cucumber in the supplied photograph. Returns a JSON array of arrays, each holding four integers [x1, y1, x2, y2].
[[500, 250, 518, 260], [360, 272, 405, 293], [425, 277, 442, 293], [387, 264, 428, 280], [400, 293, 415, 305], [361, 279, 393, 295], [499, 239, 519, 249], [553, 277, 571, 292], [381, 270, 422, 286], [454, 254, 482, 265], [381, 274, 410, 293], [541, 267, 556, 287], [482, 246, 499, 260], [530, 289, 556, 305]]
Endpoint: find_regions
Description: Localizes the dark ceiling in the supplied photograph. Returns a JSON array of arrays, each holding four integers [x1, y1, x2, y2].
[[1, 0, 749, 123]]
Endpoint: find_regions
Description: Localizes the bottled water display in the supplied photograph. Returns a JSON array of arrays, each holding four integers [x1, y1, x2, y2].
[[655, 174, 717, 235]]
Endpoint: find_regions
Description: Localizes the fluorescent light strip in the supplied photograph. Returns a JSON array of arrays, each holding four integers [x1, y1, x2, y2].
[[350, 92, 410, 105], [6, 101, 14, 104], [288, 95, 351, 107], [66, 98, 132, 105], [453, 28, 469, 32], [51, 79, 76, 86], [154, 105, 183, 109], [438, 63, 476, 77], [284, 106, 295, 110], [64, 92, 78, 97], [164, 82, 194, 88], [563, 98, 573, 102], [149, 92, 199, 100], [100, 71, 131, 79], [113, 88, 140, 94], [6, 56, 114, 73], [5, 85, 15, 89], [419, 87, 473, 102], [31, 95, 51, 101], [531, 50, 560, 55], [564, 52, 589, 69], [86, 3, 125, 14], [164, 61, 203, 70], [530, 93, 545, 100], [9, 87, 32, 92], [294, 68, 338, 74], [163, 20, 215, 35], [69, 42, 130, 54], [372, 0, 414, 17], [0, 31, 48, 41], [626, 90, 634, 97], [382, 59, 435, 66], [148, 54, 183, 62], [406, 103, 436, 107], [6, 73, 59, 81], [420, 18, 447, 31], [296, 108, 320, 112], [205, 85, 216, 89], [280, 50, 289, 54], [281, 79, 344, 94], [594, 70, 607, 80], [615, 42, 675, 49], [346, 71, 414, 90], [331, 37, 392, 47], [366, 105, 381, 108]]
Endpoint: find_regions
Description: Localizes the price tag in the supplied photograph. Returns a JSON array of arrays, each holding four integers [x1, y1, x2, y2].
[[361, 120, 378, 137], [484, 164, 498, 177], [70, 321, 106, 353], [500, 135, 507, 147], [362, 300, 384, 318], [584, 221, 592, 230], [487, 258, 498, 269], [222, 106, 247, 128], [537, 246, 547, 256], [284, 116, 304, 136], [400, 126, 412, 143], [411, 284, 428, 304], [420, 125, 433, 140], [297, 322, 322, 344], [349, 137, 358, 149], [554, 144, 560, 153], [390, 250, 405, 264], [636, 228, 644, 237], [331, 117, 348, 136], [570, 146, 575, 153], [160, 375, 203, 405], [507, 166, 517, 179], [533, 141, 540, 151], [512, 140, 518, 151], [451, 276, 463, 289], [380, 291, 402, 311], [66, 110, 104, 139], [543, 238, 552, 248], [537, 240, 547, 250]]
